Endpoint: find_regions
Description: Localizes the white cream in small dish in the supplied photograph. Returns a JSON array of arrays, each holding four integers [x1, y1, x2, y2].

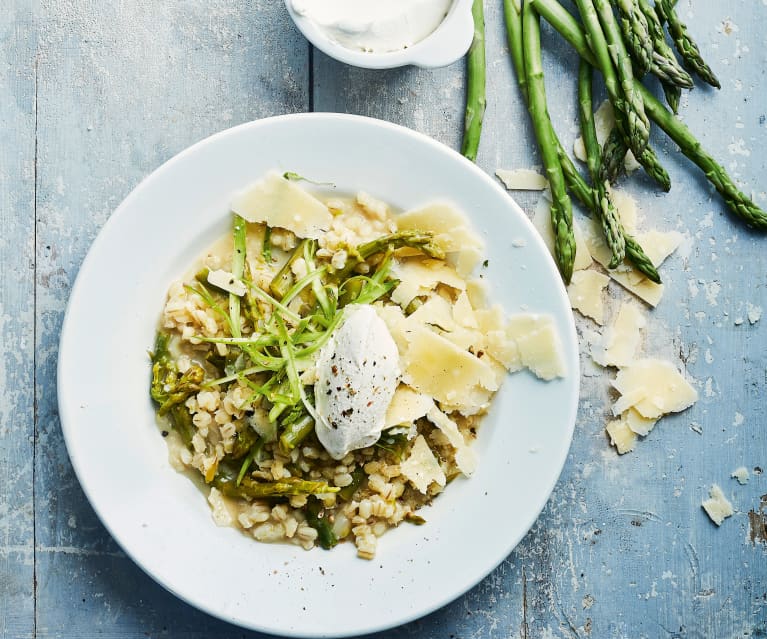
[[285, 0, 474, 69]]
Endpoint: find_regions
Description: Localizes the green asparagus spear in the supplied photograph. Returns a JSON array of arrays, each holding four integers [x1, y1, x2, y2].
[[279, 413, 315, 452], [230, 214, 247, 339], [150, 332, 204, 415], [661, 82, 682, 114], [167, 405, 195, 448], [335, 230, 443, 284], [356, 231, 444, 261], [599, 126, 627, 183], [230, 423, 261, 460], [461, 0, 486, 162], [504, 0, 528, 99], [522, 0, 576, 283], [611, 0, 653, 76], [655, 0, 720, 89], [338, 467, 367, 502], [532, 0, 767, 230], [636, 0, 693, 90], [624, 235, 660, 283], [305, 497, 339, 549], [150, 332, 205, 446], [636, 144, 671, 192], [578, 60, 626, 267], [575, 0, 649, 158], [270, 239, 311, 299], [262, 226, 272, 262], [641, 94, 767, 229], [214, 473, 338, 499], [508, 0, 657, 281]]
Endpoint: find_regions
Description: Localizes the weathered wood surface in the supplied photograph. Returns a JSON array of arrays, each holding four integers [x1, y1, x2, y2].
[[2, 0, 766, 637]]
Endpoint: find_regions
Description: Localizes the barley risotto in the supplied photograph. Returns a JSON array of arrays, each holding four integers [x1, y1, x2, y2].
[[150, 171, 565, 559]]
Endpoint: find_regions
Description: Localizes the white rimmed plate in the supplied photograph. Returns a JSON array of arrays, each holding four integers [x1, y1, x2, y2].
[[58, 113, 579, 638]]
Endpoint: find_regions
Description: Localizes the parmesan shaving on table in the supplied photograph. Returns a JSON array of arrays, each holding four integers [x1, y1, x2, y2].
[[495, 168, 548, 191], [567, 270, 610, 324], [702, 485, 734, 526]]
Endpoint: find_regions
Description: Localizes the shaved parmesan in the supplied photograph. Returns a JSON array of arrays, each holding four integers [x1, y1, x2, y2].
[[450, 245, 484, 278], [426, 407, 477, 476], [496, 168, 548, 191], [599, 302, 646, 367], [385, 386, 434, 428], [612, 359, 698, 420], [403, 327, 498, 407], [606, 417, 637, 454], [482, 329, 521, 371], [207, 269, 247, 297], [701, 484, 734, 526], [583, 220, 666, 307], [466, 278, 489, 310], [474, 310, 565, 379], [400, 435, 446, 494], [532, 196, 593, 271], [610, 189, 638, 235], [442, 326, 483, 351], [453, 291, 478, 329], [439, 383, 493, 417], [567, 270, 610, 324], [375, 304, 411, 355], [612, 388, 646, 416], [624, 407, 658, 436], [395, 202, 483, 253], [407, 295, 456, 332], [475, 305, 506, 334], [635, 230, 684, 267], [390, 258, 465, 307], [231, 171, 332, 239], [581, 196, 682, 307], [508, 315, 567, 380]]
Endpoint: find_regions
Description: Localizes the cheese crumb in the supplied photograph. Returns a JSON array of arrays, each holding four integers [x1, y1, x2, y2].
[[701, 484, 734, 526], [495, 168, 548, 191], [731, 467, 750, 485]]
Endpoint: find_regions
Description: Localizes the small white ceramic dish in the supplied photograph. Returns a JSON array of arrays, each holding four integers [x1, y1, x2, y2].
[[58, 113, 579, 638], [284, 0, 474, 69]]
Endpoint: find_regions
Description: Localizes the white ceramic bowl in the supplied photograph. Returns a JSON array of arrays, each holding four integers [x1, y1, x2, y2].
[[284, 0, 474, 69], [58, 113, 579, 637]]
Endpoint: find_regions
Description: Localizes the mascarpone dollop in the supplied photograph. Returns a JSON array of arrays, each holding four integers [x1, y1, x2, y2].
[[314, 304, 400, 460], [292, 0, 452, 53]]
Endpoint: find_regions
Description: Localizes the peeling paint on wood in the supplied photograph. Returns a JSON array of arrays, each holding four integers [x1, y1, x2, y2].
[[1, 0, 766, 637]]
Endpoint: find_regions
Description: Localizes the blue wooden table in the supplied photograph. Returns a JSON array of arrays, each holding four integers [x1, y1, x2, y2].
[[2, 1, 766, 637]]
